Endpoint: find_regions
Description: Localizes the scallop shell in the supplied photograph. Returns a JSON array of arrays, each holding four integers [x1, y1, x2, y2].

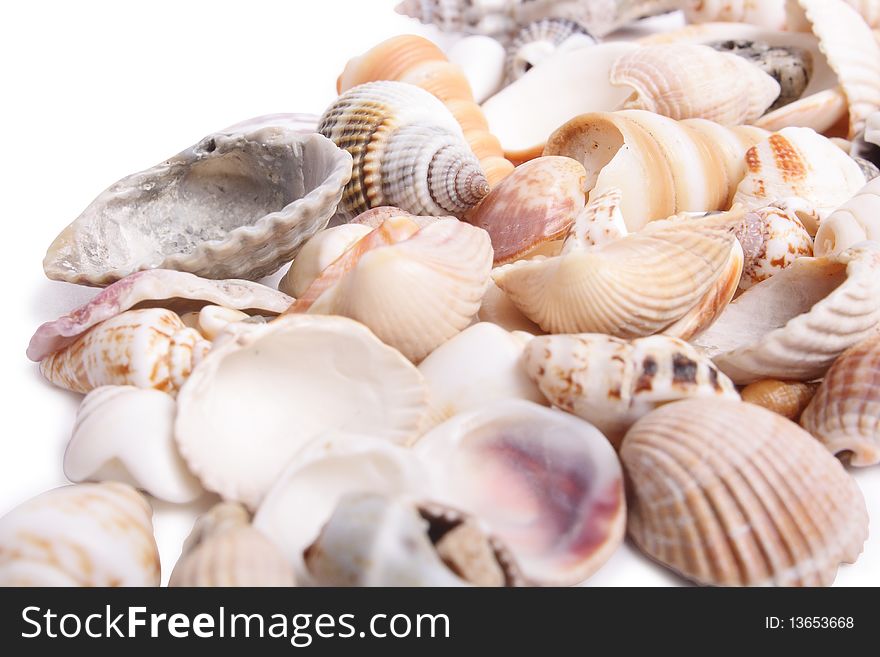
[[39, 308, 210, 395], [286, 217, 493, 362], [27, 270, 292, 362], [175, 314, 428, 509], [43, 125, 352, 286], [814, 177, 880, 255], [523, 334, 739, 447], [0, 482, 160, 586], [801, 333, 880, 466], [504, 18, 597, 82], [741, 379, 819, 421], [448, 35, 507, 104], [621, 398, 868, 586], [64, 386, 203, 504], [169, 502, 295, 587], [319, 81, 489, 220], [544, 110, 768, 231], [734, 205, 814, 291], [464, 156, 586, 265], [414, 400, 625, 586], [610, 44, 780, 125], [561, 187, 628, 252], [693, 242, 880, 384]]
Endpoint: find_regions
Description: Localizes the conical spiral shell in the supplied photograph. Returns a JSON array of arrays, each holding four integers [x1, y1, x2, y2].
[[621, 399, 868, 586], [801, 333, 880, 466], [39, 308, 210, 395], [815, 177, 880, 256], [319, 81, 489, 220]]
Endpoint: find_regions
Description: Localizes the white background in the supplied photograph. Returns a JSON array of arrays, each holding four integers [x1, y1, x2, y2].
[[1, 0, 877, 586]]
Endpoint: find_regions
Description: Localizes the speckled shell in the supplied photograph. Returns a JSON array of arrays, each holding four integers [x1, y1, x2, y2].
[[561, 187, 628, 252], [0, 482, 160, 586], [611, 44, 780, 124], [801, 333, 880, 466], [319, 81, 489, 220], [504, 18, 597, 82], [523, 334, 739, 447], [621, 398, 868, 586], [815, 177, 880, 255], [43, 126, 352, 286], [734, 205, 814, 290], [170, 502, 295, 587], [39, 308, 210, 396], [741, 379, 819, 421]]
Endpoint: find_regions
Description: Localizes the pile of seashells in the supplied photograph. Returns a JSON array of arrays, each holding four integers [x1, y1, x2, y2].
[[4, 0, 880, 588]]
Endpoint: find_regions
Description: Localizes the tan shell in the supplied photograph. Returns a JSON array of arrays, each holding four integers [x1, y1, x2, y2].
[[740, 379, 819, 421], [621, 398, 868, 586], [801, 333, 880, 466], [815, 177, 880, 256]]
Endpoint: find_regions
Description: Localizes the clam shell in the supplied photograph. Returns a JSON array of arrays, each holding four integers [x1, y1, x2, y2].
[[504, 18, 597, 83], [39, 308, 210, 395], [448, 35, 506, 104], [523, 334, 739, 447], [693, 242, 880, 384], [735, 205, 813, 291], [64, 386, 203, 504], [621, 399, 868, 586], [414, 400, 625, 586], [0, 482, 160, 586], [801, 333, 880, 466], [43, 126, 352, 286], [174, 314, 428, 509], [27, 269, 292, 362], [741, 379, 819, 421], [278, 223, 373, 297], [815, 177, 880, 255]]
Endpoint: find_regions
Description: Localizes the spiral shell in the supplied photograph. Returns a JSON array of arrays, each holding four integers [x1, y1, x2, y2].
[[741, 379, 819, 421], [685, 0, 880, 31], [734, 205, 814, 291], [505, 17, 597, 82], [814, 177, 880, 256]]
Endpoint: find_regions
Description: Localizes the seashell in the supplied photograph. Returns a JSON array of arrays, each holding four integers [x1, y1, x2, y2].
[[169, 502, 295, 587], [561, 187, 628, 252], [544, 110, 768, 231], [175, 314, 428, 509], [278, 223, 373, 297], [801, 333, 880, 466], [414, 400, 625, 586], [0, 482, 160, 586], [693, 242, 880, 384], [447, 35, 506, 104], [463, 156, 586, 265], [610, 44, 780, 125], [195, 305, 250, 341], [853, 156, 880, 181], [64, 386, 203, 504], [492, 213, 743, 337], [336, 35, 514, 185], [39, 308, 210, 395], [845, 0, 880, 28], [523, 334, 739, 447], [733, 128, 866, 222], [504, 18, 597, 83], [621, 398, 868, 586], [319, 81, 490, 220], [220, 113, 320, 134], [684, 0, 789, 30], [395, 0, 519, 39], [255, 435, 433, 584], [27, 269, 292, 362], [734, 205, 814, 291], [815, 177, 880, 255], [43, 124, 352, 286], [304, 493, 524, 587], [418, 322, 546, 429], [477, 279, 544, 334], [741, 379, 819, 421], [286, 217, 493, 362], [483, 42, 639, 165]]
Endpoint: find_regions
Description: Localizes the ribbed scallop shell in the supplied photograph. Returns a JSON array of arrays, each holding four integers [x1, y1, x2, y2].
[[39, 308, 210, 395], [505, 18, 597, 82], [621, 398, 868, 586], [0, 482, 160, 586], [278, 223, 373, 298], [319, 81, 489, 220], [801, 333, 880, 466], [741, 379, 819, 421], [611, 44, 780, 125], [735, 205, 813, 291], [815, 177, 880, 255]]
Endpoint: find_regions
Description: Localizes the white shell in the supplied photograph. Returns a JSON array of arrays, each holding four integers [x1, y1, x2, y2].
[[815, 177, 880, 255], [278, 224, 373, 298], [447, 35, 506, 104], [65, 386, 203, 504], [735, 205, 814, 290], [0, 483, 160, 586], [175, 314, 428, 509], [561, 187, 628, 253], [195, 305, 250, 340], [504, 18, 597, 83], [477, 279, 544, 334], [684, 0, 789, 29]]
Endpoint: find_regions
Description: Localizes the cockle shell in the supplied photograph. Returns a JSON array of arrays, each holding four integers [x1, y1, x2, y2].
[[741, 379, 819, 421], [175, 314, 428, 509], [277, 223, 373, 297], [561, 187, 628, 252], [0, 482, 160, 586], [255, 435, 432, 584], [464, 156, 586, 265], [285, 217, 493, 362], [64, 386, 203, 504], [610, 44, 780, 125], [544, 110, 768, 231], [693, 242, 880, 384], [414, 400, 625, 586], [447, 35, 506, 104], [319, 81, 489, 220], [27, 269, 292, 362], [39, 308, 210, 395], [621, 399, 868, 586], [815, 177, 880, 256], [734, 205, 813, 291], [523, 334, 739, 447], [169, 502, 295, 587], [504, 18, 597, 82], [801, 333, 880, 466], [43, 125, 352, 286]]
